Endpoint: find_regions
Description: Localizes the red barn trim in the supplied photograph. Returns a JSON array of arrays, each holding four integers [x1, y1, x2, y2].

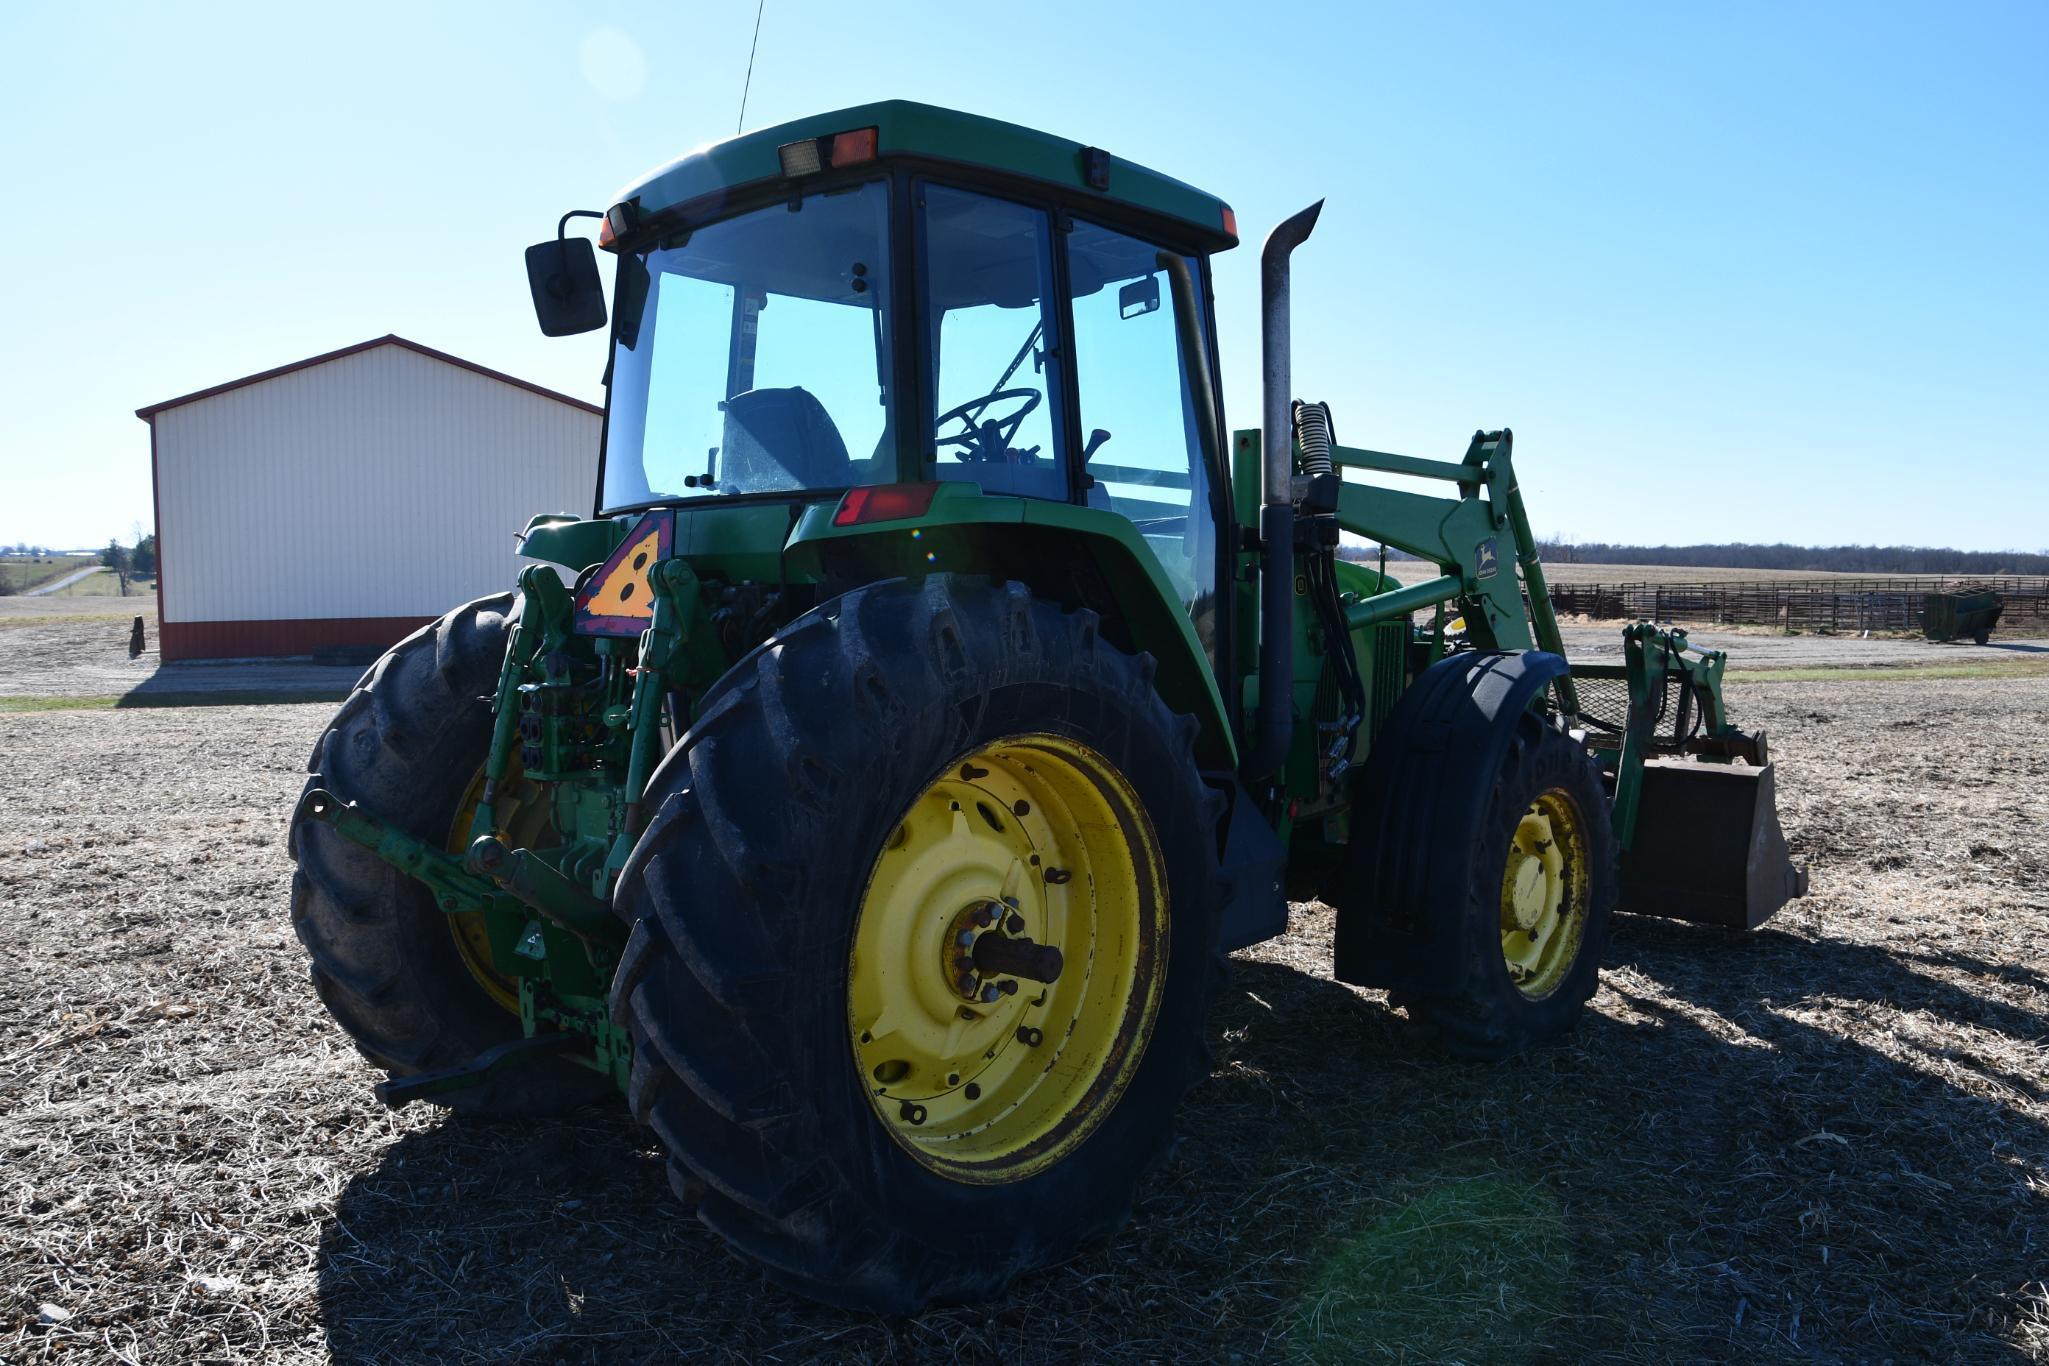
[[159, 616, 435, 663]]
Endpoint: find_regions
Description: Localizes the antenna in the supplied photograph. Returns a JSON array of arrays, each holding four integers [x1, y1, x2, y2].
[[736, 0, 766, 133]]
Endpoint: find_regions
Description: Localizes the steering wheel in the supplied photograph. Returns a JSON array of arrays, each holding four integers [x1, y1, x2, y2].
[[936, 388, 1042, 464]]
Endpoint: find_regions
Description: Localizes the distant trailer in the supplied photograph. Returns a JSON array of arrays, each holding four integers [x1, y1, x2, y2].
[[137, 336, 600, 662], [1922, 589, 2003, 645]]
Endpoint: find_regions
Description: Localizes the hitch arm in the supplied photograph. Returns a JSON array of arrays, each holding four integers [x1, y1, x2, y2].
[[300, 789, 613, 937], [298, 788, 499, 912]]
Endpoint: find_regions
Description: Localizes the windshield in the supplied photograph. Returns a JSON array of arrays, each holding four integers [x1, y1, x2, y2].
[[602, 179, 894, 510]]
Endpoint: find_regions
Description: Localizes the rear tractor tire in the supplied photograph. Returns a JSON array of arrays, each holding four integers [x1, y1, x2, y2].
[[288, 594, 614, 1117], [609, 576, 1225, 1312]]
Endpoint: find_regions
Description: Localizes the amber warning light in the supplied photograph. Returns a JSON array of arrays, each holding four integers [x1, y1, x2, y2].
[[833, 483, 939, 526]]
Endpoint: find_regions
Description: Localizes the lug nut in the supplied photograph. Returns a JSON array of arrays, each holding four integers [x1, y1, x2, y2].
[[1005, 913, 1025, 934], [979, 984, 999, 1003], [957, 929, 974, 947], [997, 979, 1019, 996], [1016, 1025, 1043, 1047]]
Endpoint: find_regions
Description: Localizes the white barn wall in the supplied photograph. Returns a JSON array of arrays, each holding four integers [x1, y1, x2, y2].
[[153, 343, 599, 632]]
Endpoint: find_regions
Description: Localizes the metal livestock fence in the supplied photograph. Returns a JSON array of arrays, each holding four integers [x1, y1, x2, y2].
[[1541, 575, 2049, 632]]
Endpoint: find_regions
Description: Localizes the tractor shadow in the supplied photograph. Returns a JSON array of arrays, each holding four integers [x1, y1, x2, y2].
[[113, 659, 358, 707], [315, 916, 2048, 1362]]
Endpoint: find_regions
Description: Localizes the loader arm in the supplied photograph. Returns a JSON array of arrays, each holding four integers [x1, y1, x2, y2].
[[1236, 415, 1801, 931]]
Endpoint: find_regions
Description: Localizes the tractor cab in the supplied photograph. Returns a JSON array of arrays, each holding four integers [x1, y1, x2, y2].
[[528, 101, 1239, 626]]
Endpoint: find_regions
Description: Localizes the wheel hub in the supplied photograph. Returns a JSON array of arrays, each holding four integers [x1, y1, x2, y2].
[[1498, 789, 1591, 1000], [848, 734, 1166, 1184]]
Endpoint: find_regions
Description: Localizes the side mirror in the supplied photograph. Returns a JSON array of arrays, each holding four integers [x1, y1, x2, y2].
[[524, 235, 608, 337], [1118, 274, 1161, 320]]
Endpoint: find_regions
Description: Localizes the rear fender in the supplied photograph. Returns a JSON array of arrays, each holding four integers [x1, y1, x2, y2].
[[785, 486, 1236, 769], [1334, 649, 1567, 991]]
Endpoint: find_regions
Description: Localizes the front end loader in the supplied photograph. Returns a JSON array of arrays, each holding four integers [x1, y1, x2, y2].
[[288, 100, 1805, 1310]]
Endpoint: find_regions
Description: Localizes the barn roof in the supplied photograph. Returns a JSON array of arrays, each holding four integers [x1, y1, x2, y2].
[[135, 335, 604, 421]]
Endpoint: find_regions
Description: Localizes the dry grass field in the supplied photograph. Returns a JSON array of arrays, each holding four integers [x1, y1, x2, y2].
[[0, 557, 96, 595], [2, 615, 2046, 1362]]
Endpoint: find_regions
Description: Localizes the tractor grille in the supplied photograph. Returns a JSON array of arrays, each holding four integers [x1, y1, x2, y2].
[[1369, 621, 1407, 742], [1567, 672, 1700, 746], [1572, 676, 1631, 735]]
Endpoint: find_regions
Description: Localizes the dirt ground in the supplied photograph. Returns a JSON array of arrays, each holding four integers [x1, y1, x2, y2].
[[0, 600, 362, 702], [2, 639, 2046, 1361]]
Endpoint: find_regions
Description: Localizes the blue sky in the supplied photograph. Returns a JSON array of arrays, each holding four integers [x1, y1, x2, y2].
[[1, 1, 2042, 552]]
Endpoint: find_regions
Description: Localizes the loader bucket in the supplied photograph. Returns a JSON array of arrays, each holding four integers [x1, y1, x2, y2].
[[1619, 760, 1808, 930]]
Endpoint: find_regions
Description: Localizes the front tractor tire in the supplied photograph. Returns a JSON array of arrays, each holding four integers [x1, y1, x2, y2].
[[1343, 686, 1618, 1060], [288, 595, 613, 1116], [610, 576, 1224, 1312]]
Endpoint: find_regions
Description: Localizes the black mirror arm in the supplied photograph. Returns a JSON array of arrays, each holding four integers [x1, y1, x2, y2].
[[557, 209, 604, 242]]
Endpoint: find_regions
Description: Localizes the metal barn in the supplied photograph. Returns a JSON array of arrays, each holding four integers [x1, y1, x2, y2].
[[138, 336, 601, 662]]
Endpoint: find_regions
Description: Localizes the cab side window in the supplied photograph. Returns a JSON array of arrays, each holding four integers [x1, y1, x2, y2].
[[1066, 220, 1218, 640], [919, 185, 1069, 501]]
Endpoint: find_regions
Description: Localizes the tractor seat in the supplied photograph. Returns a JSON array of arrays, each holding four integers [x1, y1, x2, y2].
[[720, 386, 852, 492]]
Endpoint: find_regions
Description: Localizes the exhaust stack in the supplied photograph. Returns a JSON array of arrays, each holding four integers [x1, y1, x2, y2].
[[1244, 200, 1324, 783]]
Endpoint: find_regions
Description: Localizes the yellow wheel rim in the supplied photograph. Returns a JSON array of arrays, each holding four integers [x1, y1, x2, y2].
[[1499, 787, 1592, 1000], [446, 763, 545, 1016], [848, 733, 1168, 1185]]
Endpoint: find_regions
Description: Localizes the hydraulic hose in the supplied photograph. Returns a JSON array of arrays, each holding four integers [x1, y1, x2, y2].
[[1292, 400, 1334, 478]]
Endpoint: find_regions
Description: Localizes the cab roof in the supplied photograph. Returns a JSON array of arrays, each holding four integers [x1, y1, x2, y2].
[[612, 100, 1237, 251]]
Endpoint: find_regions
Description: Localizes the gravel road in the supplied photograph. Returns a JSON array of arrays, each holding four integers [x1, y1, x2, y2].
[[1557, 623, 2049, 668], [22, 566, 109, 596]]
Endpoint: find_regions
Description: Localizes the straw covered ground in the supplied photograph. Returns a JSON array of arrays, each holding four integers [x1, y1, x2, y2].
[[2, 666, 2045, 1362]]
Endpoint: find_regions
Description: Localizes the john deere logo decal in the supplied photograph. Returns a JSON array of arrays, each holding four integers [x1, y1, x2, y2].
[[1475, 537, 1500, 580]]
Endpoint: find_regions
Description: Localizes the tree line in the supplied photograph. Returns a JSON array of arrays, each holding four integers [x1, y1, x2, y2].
[[100, 534, 158, 578], [1343, 539, 2049, 576]]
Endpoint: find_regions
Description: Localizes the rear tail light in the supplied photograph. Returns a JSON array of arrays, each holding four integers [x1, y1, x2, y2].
[[834, 483, 939, 526]]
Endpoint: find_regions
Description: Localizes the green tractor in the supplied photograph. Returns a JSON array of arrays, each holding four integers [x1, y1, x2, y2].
[[290, 101, 1805, 1310]]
